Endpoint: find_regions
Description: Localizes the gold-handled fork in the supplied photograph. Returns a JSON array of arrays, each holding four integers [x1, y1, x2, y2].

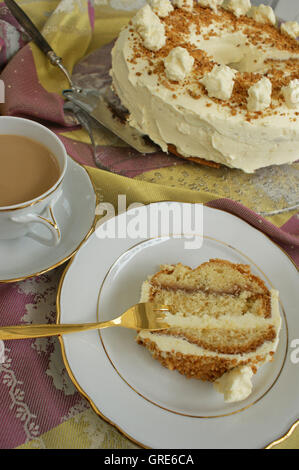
[[0, 303, 171, 340]]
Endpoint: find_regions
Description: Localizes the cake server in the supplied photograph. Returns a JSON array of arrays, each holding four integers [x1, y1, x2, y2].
[[4, 0, 157, 160], [0, 303, 170, 340]]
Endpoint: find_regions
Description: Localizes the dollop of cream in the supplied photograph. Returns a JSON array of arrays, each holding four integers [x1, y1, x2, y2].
[[197, 0, 223, 13], [200, 65, 236, 100], [214, 365, 253, 403], [223, 0, 251, 17], [147, 0, 174, 18], [112, 5, 299, 173], [247, 4, 276, 25], [282, 79, 299, 109], [132, 4, 166, 51], [172, 0, 193, 10], [164, 47, 194, 82], [247, 77, 272, 112], [281, 21, 299, 40]]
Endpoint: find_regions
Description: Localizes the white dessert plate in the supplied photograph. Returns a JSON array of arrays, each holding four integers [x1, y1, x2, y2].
[[57, 202, 299, 449], [0, 157, 97, 283]]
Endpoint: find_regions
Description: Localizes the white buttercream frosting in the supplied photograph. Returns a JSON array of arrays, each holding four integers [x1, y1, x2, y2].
[[197, 0, 223, 13], [132, 5, 166, 51], [247, 5, 276, 26], [223, 0, 251, 18], [147, 0, 174, 18], [213, 365, 253, 402], [164, 47, 194, 81], [172, 0, 193, 11], [200, 64, 236, 100], [111, 4, 299, 172], [282, 80, 299, 110], [247, 77, 272, 112], [281, 21, 299, 40]]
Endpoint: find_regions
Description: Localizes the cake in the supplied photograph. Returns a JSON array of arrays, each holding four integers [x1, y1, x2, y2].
[[111, 0, 299, 172], [136, 259, 281, 402]]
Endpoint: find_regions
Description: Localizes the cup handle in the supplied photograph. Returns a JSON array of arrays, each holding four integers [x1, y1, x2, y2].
[[11, 201, 61, 247]]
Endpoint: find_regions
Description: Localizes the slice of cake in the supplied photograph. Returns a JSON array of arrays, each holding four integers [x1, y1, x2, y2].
[[137, 259, 281, 402]]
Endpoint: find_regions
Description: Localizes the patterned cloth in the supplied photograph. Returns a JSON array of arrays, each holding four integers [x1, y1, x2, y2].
[[0, 0, 298, 449], [0, 3, 28, 70]]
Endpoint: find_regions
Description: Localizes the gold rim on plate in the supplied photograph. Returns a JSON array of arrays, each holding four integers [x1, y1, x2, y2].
[[96, 234, 288, 419], [56, 203, 299, 449]]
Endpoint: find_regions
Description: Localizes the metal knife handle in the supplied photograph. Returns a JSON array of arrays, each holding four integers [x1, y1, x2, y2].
[[4, 0, 81, 91]]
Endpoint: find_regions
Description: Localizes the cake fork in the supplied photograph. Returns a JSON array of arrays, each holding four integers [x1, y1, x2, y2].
[[0, 303, 170, 340]]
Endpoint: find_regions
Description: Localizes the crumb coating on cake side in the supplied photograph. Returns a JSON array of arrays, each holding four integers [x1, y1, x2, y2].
[[136, 259, 281, 383]]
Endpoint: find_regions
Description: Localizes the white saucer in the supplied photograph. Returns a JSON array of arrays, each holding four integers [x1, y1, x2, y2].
[[0, 157, 97, 282]]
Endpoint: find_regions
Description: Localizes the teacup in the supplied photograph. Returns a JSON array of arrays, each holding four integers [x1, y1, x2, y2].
[[0, 116, 68, 246]]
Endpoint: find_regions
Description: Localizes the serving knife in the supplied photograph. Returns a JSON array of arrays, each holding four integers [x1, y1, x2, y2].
[[4, 0, 157, 157]]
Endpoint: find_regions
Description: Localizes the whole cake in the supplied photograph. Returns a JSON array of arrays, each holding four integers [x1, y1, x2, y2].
[[137, 259, 281, 402], [111, 0, 299, 172]]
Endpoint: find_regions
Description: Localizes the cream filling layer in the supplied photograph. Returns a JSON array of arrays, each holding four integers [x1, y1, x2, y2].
[[137, 288, 281, 362], [111, 19, 299, 172]]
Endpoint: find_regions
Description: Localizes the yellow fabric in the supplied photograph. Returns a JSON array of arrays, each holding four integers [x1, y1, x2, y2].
[[30, 1, 94, 93], [87, 165, 214, 206], [18, 408, 138, 449], [10, 0, 299, 450], [17, 404, 299, 450]]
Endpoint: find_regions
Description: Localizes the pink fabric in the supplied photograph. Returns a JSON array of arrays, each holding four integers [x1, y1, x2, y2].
[[59, 134, 183, 176], [87, 0, 95, 30]]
